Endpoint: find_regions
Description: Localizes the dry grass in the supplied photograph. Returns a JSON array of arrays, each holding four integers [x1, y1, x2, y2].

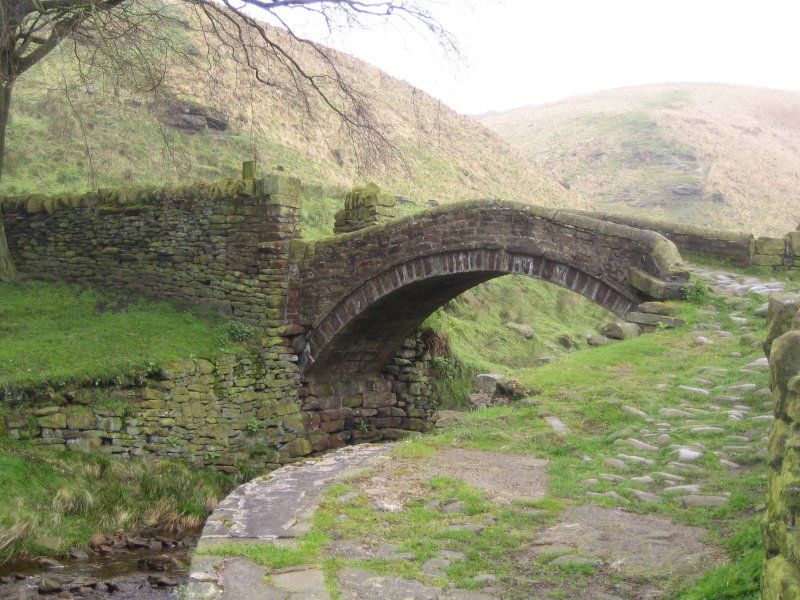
[[1, 2, 579, 212], [0, 437, 236, 563], [481, 82, 800, 235]]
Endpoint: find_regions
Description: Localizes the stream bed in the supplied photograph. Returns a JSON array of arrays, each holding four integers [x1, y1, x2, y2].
[[0, 531, 199, 599]]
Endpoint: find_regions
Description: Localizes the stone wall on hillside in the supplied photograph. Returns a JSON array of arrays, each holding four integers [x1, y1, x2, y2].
[[0, 174, 444, 471], [761, 295, 800, 598], [1, 335, 439, 472], [582, 210, 800, 273], [576, 211, 756, 267], [1, 171, 301, 326]]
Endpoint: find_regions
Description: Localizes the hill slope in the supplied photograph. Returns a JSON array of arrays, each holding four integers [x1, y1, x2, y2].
[[480, 83, 800, 236], [1, 7, 578, 217]]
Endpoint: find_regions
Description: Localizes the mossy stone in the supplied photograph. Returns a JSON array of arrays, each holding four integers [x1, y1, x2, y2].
[[37, 412, 66, 429], [757, 237, 787, 255]]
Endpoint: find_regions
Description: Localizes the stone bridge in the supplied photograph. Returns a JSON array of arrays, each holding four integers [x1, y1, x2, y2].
[[1, 174, 691, 464], [287, 199, 689, 414]]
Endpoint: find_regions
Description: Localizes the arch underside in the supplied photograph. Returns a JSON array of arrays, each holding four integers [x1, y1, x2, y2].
[[303, 248, 638, 380]]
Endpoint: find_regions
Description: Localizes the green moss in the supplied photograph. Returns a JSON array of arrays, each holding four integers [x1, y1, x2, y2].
[[0, 280, 244, 391]]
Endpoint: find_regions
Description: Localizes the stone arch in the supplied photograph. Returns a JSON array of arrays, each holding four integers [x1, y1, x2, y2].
[[288, 200, 689, 445], [303, 248, 635, 378]]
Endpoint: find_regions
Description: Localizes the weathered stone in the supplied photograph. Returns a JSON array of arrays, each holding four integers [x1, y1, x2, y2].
[[679, 495, 727, 508], [587, 334, 614, 346], [601, 322, 641, 340], [764, 293, 800, 356], [66, 411, 96, 430], [637, 301, 679, 316], [626, 312, 685, 328], [37, 412, 66, 429], [505, 322, 534, 338], [756, 236, 786, 255], [282, 437, 312, 457]]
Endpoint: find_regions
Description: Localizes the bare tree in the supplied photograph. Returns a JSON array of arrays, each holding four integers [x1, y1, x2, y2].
[[0, 0, 457, 280]]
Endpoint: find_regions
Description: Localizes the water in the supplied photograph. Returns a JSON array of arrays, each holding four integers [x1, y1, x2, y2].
[[0, 533, 198, 599]]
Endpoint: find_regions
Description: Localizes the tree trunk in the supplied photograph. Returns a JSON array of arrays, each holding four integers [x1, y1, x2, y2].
[[0, 78, 17, 281]]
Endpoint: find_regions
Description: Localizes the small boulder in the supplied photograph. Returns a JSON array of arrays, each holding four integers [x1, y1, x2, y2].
[[600, 322, 641, 340], [587, 334, 614, 346], [474, 374, 503, 395], [37, 578, 63, 595], [506, 322, 534, 339], [557, 335, 575, 349], [638, 301, 679, 316]]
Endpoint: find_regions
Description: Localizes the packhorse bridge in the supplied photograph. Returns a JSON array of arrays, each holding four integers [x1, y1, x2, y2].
[[9, 167, 800, 597], [1, 167, 689, 468], [288, 198, 688, 418]]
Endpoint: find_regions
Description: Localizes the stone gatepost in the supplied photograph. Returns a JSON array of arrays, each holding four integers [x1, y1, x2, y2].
[[333, 182, 396, 234]]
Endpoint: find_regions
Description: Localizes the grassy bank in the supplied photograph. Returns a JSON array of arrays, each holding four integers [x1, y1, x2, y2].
[[202, 283, 769, 598], [0, 280, 245, 392], [423, 275, 611, 375], [0, 437, 236, 564]]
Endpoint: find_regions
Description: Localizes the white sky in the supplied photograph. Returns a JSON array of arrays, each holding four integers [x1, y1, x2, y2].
[[277, 0, 800, 115]]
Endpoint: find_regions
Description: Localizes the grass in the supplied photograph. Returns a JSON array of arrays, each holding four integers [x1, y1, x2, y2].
[[667, 517, 763, 600], [263, 285, 768, 597], [0, 6, 572, 213], [423, 275, 612, 375], [0, 436, 236, 564], [0, 280, 245, 392], [403, 290, 768, 600]]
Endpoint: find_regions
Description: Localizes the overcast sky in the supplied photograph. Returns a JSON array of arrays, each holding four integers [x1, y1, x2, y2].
[[284, 0, 800, 115]]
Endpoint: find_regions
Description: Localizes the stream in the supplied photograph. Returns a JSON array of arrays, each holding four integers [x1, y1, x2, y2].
[[0, 530, 199, 599]]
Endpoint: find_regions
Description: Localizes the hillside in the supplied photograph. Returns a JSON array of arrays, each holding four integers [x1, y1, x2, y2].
[[480, 83, 800, 236], [0, 4, 579, 217]]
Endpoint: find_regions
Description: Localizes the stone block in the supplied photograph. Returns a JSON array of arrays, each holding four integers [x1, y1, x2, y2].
[[66, 411, 96, 430], [282, 437, 312, 458], [342, 395, 363, 408], [601, 321, 641, 340], [626, 312, 685, 328], [757, 236, 787, 256], [754, 254, 784, 267], [637, 301, 679, 316], [37, 412, 66, 429], [196, 359, 215, 374], [362, 393, 396, 409], [629, 268, 687, 300], [765, 294, 800, 357], [786, 232, 800, 257]]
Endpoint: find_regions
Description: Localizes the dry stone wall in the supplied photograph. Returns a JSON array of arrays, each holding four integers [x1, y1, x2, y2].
[[581, 210, 800, 273], [761, 295, 800, 598], [1, 339, 439, 470], [0, 175, 450, 471], [3, 352, 306, 472], [1, 173, 301, 326]]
